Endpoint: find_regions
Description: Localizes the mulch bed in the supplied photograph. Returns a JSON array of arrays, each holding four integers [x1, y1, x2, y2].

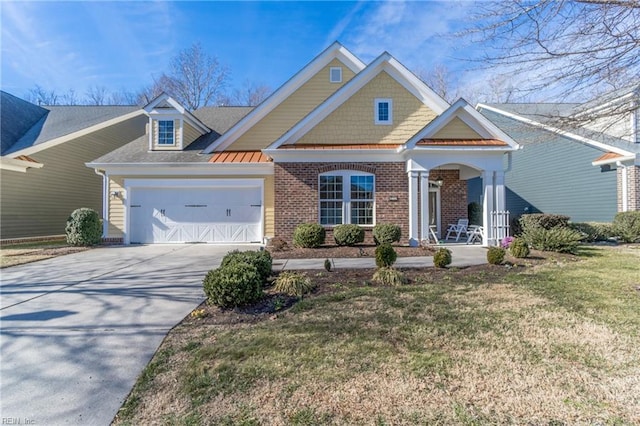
[[268, 243, 436, 259]]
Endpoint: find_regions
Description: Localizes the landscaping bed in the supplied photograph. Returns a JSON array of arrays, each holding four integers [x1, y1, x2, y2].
[[268, 243, 436, 259]]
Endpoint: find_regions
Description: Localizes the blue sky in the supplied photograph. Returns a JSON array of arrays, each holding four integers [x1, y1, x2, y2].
[[1, 1, 480, 102]]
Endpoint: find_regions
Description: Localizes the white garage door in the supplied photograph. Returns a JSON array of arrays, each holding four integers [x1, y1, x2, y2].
[[128, 185, 262, 244]]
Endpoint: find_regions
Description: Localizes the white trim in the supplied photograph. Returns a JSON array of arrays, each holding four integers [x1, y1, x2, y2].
[[618, 161, 629, 212], [406, 98, 519, 150], [7, 110, 146, 158], [591, 154, 636, 166], [330, 66, 342, 83], [318, 170, 375, 226], [374, 98, 392, 125], [477, 103, 634, 157], [0, 158, 45, 172], [203, 42, 366, 154], [268, 52, 449, 150], [143, 92, 210, 134], [408, 171, 419, 246], [263, 148, 405, 163], [86, 162, 274, 176]]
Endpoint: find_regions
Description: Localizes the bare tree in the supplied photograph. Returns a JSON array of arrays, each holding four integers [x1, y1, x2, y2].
[[156, 43, 230, 109], [225, 80, 271, 106], [26, 85, 59, 105], [86, 86, 108, 105], [465, 0, 640, 136], [60, 89, 79, 105], [416, 64, 459, 104]]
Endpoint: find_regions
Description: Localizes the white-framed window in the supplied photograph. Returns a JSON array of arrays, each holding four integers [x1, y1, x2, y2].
[[158, 120, 175, 145], [319, 171, 375, 225], [374, 98, 392, 125], [329, 66, 342, 83]]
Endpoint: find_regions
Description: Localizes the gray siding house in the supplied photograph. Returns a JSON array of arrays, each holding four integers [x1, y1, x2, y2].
[[473, 90, 640, 224]]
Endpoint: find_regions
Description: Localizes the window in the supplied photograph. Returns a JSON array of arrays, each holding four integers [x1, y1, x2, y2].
[[374, 98, 392, 125], [319, 172, 374, 225], [158, 120, 174, 145], [330, 67, 342, 83]]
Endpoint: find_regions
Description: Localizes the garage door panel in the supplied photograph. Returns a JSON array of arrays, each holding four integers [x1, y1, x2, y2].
[[129, 185, 262, 244]]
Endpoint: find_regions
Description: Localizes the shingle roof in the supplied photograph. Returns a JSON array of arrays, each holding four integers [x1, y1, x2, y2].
[[193, 107, 253, 135], [1, 91, 48, 155]]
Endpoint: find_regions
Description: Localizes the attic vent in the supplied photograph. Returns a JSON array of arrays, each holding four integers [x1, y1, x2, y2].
[[330, 67, 342, 83]]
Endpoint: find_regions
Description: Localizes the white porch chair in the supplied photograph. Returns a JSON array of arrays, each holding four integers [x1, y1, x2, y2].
[[466, 225, 484, 244], [445, 219, 469, 241]]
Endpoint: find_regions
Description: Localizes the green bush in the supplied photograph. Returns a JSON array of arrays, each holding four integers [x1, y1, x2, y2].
[[468, 202, 482, 225], [372, 267, 408, 286], [274, 271, 315, 298], [203, 262, 263, 308], [221, 250, 272, 282], [612, 211, 640, 243], [372, 224, 402, 245], [65, 208, 102, 246], [293, 223, 326, 248], [487, 246, 505, 265], [520, 226, 583, 254], [375, 243, 397, 268], [570, 222, 614, 242], [433, 248, 452, 268], [519, 213, 570, 230], [509, 238, 530, 258], [333, 224, 365, 246]]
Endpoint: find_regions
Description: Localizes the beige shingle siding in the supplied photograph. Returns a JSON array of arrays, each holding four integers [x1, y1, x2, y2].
[[226, 59, 357, 151], [297, 71, 437, 145], [106, 174, 275, 239], [0, 115, 146, 239], [183, 121, 202, 147], [432, 117, 482, 139]]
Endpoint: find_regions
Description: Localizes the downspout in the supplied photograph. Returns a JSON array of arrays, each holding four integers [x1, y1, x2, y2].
[[616, 161, 628, 212], [94, 168, 108, 238]]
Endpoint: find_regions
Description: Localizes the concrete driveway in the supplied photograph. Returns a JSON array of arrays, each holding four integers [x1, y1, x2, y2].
[[0, 244, 250, 425]]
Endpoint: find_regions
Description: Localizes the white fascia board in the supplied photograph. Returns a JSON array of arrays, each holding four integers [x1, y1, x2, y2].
[[268, 53, 449, 150], [88, 162, 273, 176], [406, 99, 519, 149], [477, 103, 632, 156], [144, 93, 185, 114], [124, 177, 264, 188], [410, 145, 517, 152], [8, 110, 146, 158], [263, 148, 404, 163], [0, 158, 44, 172], [145, 94, 210, 134], [573, 91, 637, 118], [203, 42, 366, 154], [591, 154, 636, 166]]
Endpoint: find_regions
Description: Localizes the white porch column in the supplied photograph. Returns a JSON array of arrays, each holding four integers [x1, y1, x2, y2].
[[482, 170, 495, 246], [494, 171, 505, 212], [408, 171, 419, 246], [419, 171, 430, 242]]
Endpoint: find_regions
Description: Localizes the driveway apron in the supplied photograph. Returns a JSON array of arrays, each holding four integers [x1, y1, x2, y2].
[[0, 244, 247, 425]]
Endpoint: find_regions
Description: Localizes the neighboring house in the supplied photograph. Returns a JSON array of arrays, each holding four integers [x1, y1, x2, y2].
[[475, 87, 640, 223], [87, 43, 518, 246], [0, 91, 148, 239]]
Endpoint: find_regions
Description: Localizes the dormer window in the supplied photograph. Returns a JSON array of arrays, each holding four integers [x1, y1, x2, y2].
[[330, 67, 342, 83], [158, 120, 175, 145], [375, 98, 392, 125]]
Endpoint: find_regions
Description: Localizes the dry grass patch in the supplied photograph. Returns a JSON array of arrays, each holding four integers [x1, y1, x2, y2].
[[0, 240, 88, 268], [114, 245, 640, 425]]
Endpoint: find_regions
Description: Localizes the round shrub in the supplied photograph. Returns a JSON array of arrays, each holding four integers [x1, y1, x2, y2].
[[375, 243, 397, 268], [203, 262, 263, 308], [612, 211, 640, 243], [433, 248, 452, 268], [221, 250, 272, 282], [509, 238, 530, 258], [487, 246, 506, 265], [372, 224, 402, 245], [293, 223, 326, 248], [65, 208, 102, 246], [333, 224, 365, 246]]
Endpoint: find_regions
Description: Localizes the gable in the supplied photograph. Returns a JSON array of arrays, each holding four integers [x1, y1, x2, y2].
[[431, 117, 482, 139], [224, 58, 358, 151], [294, 71, 437, 145]]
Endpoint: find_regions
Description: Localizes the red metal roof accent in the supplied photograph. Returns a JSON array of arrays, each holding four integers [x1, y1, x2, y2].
[[209, 151, 270, 163], [593, 152, 622, 163], [278, 144, 401, 150], [417, 139, 508, 146]]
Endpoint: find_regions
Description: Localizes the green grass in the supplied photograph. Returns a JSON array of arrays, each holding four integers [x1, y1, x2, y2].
[[115, 245, 640, 425]]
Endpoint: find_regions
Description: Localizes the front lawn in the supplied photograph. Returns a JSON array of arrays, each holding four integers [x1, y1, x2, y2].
[[114, 245, 640, 425], [0, 239, 88, 268]]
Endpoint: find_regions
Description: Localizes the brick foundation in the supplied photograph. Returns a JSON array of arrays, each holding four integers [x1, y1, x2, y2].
[[274, 162, 468, 244]]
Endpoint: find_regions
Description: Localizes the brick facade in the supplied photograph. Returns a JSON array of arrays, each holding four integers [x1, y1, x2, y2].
[[617, 165, 640, 212], [274, 162, 468, 244]]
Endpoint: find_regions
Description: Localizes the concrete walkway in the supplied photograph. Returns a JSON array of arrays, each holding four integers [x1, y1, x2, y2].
[[273, 244, 487, 271]]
